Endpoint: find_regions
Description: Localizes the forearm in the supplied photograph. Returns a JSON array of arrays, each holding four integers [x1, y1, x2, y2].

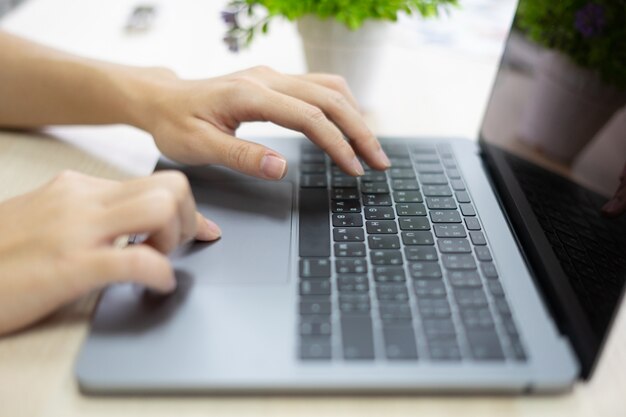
[[0, 30, 164, 130]]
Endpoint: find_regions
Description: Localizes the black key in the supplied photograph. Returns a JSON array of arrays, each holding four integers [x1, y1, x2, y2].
[[389, 157, 413, 168], [300, 316, 331, 336], [396, 203, 427, 216], [333, 228, 365, 242], [442, 254, 477, 270], [415, 162, 444, 173], [460, 308, 495, 329], [453, 288, 489, 308], [339, 298, 371, 315], [370, 250, 403, 266], [466, 330, 505, 360], [417, 298, 451, 318], [428, 339, 462, 361], [423, 185, 452, 197], [441, 157, 456, 168], [393, 191, 423, 203], [494, 298, 512, 316], [448, 271, 482, 287], [459, 203, 476, 216], [486, 280, 505, 297], [374, 266, 406, 283], [411, 145, 437, 153], [301, 153, 325, 163], [332, 188, 359, 200], [334, 242, 366, 257], [299, 258, 331, 278], [433, 224, 466, 238], [364, 206, 395, 220], [413, 279, 447, 298], [300, 300, 332, 315], [300, 279, 331, 296], [368, 235, 401, 249], [412, 154, 440, 163], [331, 176, 358, 188], [366, 220, 398, 234], [337, 274, 369, 292], [383, 325, 418, 359], [383, 144, 409, 156], [332, 213, 363, 227], [450, 179, 466, 191], [437, 238, 472, 253], [455, 191, 471, 203], [465, 217, 481, 230], [301, 174, 328, 188], [475, 246, 492, 261], [419, 173, 448, 185], [299, 188, 330, 257], [362, 182, 390, 194], [301, 163, 326, 174], [398, 217, 431, 231], [401, 231, 434, 245], [422, 318, 457, 338], [481, 262, 499, 279], [389, 168, 417, 179], [336, 258, 368, 274], [510, 336, 527, 361], [391, 179, 420, 190], [363, 194, 392, 206], [469, 231, 487, 245], [376, 283, 409, 302], [299, 337, 331, 360], [379, 302, 413, 321], [430, 210, 462, 223], [332, 200, 361, 213], [398, 217, 430, 230], [404, 246, 438, 261], [341, 316, 375, 359], [409, 262, 442, 279], [426, 197, 457, 210], [361, 171, 387, 182]]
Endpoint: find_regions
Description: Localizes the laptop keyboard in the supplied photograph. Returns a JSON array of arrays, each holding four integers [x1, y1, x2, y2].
[[297, 142, 527, 362]]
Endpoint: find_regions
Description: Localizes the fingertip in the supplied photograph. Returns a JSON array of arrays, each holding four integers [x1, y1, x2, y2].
[[196, 216, 222, 241], [260, 154, 287, 180]]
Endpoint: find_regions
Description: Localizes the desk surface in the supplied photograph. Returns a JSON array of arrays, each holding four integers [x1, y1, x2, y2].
[[1, 1, 625, 416]]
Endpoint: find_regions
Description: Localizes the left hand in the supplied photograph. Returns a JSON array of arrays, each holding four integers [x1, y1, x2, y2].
[[134, 66, 391, 180], [602, 162, 626, 217]]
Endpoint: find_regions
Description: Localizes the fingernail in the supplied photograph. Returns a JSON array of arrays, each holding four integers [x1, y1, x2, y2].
[[351, 157, 365, 176], [261, 154, 287, 180], [205, 218, 222, 238], [377, 148, 391, 168]]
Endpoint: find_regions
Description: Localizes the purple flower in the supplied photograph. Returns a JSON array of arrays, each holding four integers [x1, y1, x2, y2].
[[574, 3, 606, 38], [221, 10, 238, 26], [223, 33, 240, 53]]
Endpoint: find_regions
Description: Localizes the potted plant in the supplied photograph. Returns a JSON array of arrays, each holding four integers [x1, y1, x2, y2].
[[221, 0, 458, 111], [515, 0, 626, 164]]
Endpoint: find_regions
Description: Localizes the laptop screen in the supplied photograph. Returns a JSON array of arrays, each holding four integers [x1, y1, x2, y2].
[[479, 0, 626, 376]]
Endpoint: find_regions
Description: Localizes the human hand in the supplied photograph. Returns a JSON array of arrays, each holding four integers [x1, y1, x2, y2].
[[602, 162, 626, 217], [134, 66, 390, 180], [0, 170, 220, 335]]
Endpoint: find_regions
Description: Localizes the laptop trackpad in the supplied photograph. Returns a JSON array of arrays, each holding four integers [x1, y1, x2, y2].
[[169, 181, 294, 285]]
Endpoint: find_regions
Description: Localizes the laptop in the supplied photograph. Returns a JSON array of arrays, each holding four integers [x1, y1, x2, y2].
[[76, 0, 626, 393]]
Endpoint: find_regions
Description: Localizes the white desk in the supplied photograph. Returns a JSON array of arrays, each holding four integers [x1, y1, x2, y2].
[[1, 1, 625, 416]]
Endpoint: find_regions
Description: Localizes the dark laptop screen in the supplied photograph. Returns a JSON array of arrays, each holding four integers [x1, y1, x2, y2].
[[479, 0, 626, 377]]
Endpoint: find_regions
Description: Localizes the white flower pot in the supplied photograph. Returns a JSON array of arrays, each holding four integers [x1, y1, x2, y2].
[[518, 50, 626, 164], [297, 15, 392, 112]]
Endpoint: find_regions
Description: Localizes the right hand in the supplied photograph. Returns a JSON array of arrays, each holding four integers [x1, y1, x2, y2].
[[0, 170, 221, 336]]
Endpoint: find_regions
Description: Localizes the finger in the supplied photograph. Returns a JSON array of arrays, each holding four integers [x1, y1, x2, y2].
[[602, 185, 626, 218], [76, 245, 176, 293], [227, 80, 364, 176], [102, 171, 198, 244], [272, 75, 389, 170], [97, 188, 182, 253], [296, 73, 360, 111], [195, 211, 221, 241]]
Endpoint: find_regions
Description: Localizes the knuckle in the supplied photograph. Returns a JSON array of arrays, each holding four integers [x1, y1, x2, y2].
[[303, 106, 328, 126], [158, 171, 191, 194], [327, 91, 349, 109], [251, 65, 276, 76], [328, 74, 349, 90], [227, 143, 253, 171]]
